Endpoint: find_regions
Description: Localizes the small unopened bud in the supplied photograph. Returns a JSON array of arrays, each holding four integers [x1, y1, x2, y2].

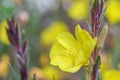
[[97, 24, 108, 49], [6, 19, 20, 49]]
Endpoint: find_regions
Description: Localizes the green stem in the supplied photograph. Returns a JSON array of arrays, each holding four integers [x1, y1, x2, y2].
[[86, 65, 92, 80]]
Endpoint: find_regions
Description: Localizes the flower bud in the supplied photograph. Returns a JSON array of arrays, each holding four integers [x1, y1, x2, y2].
[[97, 24, 108, 49], [6, 19, 20, 50]]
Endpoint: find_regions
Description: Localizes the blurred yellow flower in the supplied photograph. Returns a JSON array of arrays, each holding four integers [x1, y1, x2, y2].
[[29, 66, 61, 80], [67, 0, 91, 20], [29, 67, 46, 80], [43, 65, 61, 80], [102, 69, 120, 80], [0, 20, 10, 44], [50, 24, 97, 73], [39, 53, 49, 67], [105, 0, 120, 24], [0, 54, 10, 77], [100, 54, 120, 80], [40, 21, 69, 46], [100, 53, 112, 74]]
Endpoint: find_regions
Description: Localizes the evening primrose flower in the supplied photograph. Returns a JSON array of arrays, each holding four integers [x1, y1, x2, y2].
[[100, 53, 112, 74], [0, 20, 10, 44], [105, 0, 120, 24], [102, 69, 120, 80], [67, 0, 91, 20], [50, 25, 97, 73], [39, 53, 49, 67], [29, 66, 61, 80], [0, 54, 10, 77], [40, 21, 69, 46], [29, 67, 46, 80], [43, 65, 61, 80]]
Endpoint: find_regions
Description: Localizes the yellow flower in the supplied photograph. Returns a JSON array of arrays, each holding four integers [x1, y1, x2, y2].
[[29, 66, 61, 80], [105, 0, 120, 24], [0, 54, 10, 77], [43, 65, 61, 80], [50, 25, 97, 73], [39, 53, 49, 67], [40, 21, 69, 46], [29, 67, 46, 80], [0, 20, 10, 44], [67, 0, 91, 20], [102, 69, 120, 80], [100, 53, 112, 74]]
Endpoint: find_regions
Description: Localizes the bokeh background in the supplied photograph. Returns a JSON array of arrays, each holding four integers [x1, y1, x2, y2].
[[0, 0, 120, 80]]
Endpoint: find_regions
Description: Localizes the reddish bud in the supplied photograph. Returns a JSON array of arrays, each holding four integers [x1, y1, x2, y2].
[[6, 19, 20, 50]]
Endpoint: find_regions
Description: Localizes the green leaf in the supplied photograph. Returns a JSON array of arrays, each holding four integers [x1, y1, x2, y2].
[[92, 56, 101, 80], [93, 0, 98, 7], [97, 70, 101, 80], [0, 4, 15, 20], [8, 63, 21, 80], [93, 56, 101, 73]]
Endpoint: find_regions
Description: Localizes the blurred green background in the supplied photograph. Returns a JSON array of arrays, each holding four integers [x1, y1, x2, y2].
[[0, 0, 120, 80]]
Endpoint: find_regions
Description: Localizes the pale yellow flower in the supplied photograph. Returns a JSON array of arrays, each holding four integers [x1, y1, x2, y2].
[[0, 54, 10, 77], [29, 67, 46, 80], [100, 54, 120, 80], [105, 0, 120, 24], [29, 66, 61, 80], [40, 21, 69, 46], [39, 53, 49, 67], [0, 20, 10, 44], [67, 0, 91, 20], [50, 24, 97, 73], [102, 69, 120, 80], [43, 65, 61, 80], [100, 53, 112, 74]]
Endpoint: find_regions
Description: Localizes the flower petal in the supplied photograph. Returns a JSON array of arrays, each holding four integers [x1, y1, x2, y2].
[[75, 24, 93, 44], [75, 24, 97, 62], [57, 32, 78, 51], [50, 41, 81, 73]]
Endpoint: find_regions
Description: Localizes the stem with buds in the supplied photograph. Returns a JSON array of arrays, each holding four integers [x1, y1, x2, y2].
[[6, 19, 29, 80], [90, 0, 105, 80]]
